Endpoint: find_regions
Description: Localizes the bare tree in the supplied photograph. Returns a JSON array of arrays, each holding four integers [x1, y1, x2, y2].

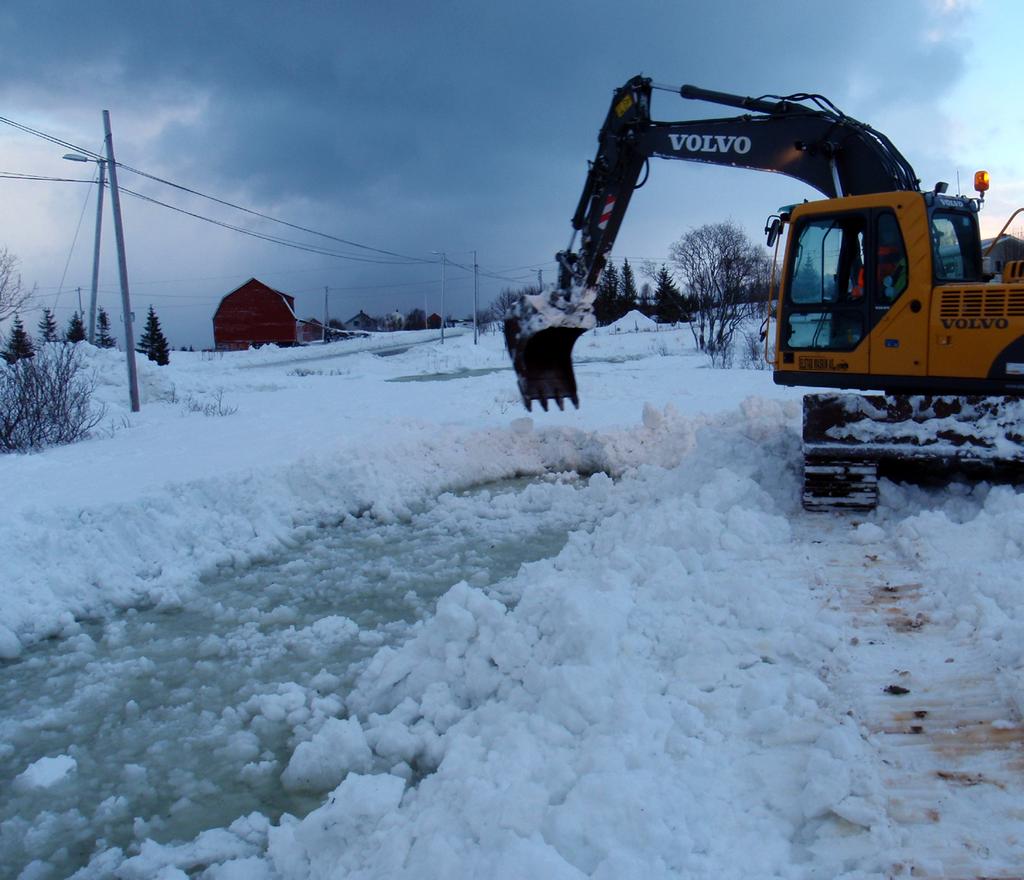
[[474, 305, 500, 334], [669, 221, 766, 367], [0, 249, 32, 323], [491, 285, 539, 319]]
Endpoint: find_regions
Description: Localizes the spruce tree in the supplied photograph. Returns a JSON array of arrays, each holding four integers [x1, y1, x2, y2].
[[593, 262, 621, 326], [3, 315, 35, 363], [37, 308, 59, 343], [619, 259, 639, 318], [65, 312, 86, 343], [654, 264, 684, 324], [137, 305, 170, 365], [96, 307, 116, 349]]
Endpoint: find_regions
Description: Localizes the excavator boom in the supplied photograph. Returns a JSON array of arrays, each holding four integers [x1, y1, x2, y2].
[[506, 76, 919, 409]]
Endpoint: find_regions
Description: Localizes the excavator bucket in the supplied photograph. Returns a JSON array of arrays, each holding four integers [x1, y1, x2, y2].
[[504, 285, 596, 411]]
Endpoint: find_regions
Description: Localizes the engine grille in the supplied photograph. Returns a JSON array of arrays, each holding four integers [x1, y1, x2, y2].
[[939, 288, 1024, 319]]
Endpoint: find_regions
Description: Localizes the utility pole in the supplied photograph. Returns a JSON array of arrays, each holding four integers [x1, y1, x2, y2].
[[537, 269, 543, 288], [473, 250, 479, 345], [323, 286, 328, 342], [76, 287, 83, 316], [88, 159, 106, 343], [103, 110, 140, 412], [441, 252, 446, 344]]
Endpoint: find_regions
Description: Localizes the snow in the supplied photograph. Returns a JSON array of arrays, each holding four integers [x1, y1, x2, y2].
[[2, 324, 1023, 877], [513, 285, 597, 338], [603, 309, 659, 333], [14, 755, 77, 791]]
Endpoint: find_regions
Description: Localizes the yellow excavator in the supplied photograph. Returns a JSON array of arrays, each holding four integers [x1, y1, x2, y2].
[[504, 76, 1024, 509]]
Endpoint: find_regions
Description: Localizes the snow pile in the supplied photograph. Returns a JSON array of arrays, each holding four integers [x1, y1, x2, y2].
[[605, 309, 659, 334], [0, 406, 706, 649], [247, 409, 892, 879], [13, 755, 77, 792]]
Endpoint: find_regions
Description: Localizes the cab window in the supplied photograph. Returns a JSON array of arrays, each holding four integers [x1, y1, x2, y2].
[[875, 212, 907, 308], [789, 216, 865, 305], [785, 214, 866, 351], [931, 211, 982, 281]]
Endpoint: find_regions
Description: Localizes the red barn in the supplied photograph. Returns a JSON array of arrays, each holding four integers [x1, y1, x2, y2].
[[212, 278, 315, 350]]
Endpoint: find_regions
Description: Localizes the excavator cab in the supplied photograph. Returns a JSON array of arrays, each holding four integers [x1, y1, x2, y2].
[[772, 190, 996, 396]]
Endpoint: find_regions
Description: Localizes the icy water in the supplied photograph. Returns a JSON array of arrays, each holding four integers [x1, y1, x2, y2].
[[0, 475, 594, 878]]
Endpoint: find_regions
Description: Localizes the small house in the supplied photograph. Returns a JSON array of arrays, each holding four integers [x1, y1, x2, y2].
[[345, 310, 378, 332], [982, 235, 1024, 276]]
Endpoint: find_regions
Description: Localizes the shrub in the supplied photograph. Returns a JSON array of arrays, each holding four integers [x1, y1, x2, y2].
[[183, 389, 237, 417], [0, 344, 105, 452]]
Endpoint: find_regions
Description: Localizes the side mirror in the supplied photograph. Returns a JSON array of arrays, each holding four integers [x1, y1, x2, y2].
[[764, 216, 782, 249]]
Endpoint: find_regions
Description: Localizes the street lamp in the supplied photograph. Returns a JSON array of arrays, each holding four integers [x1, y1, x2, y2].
[[63, 152, 105, 345]]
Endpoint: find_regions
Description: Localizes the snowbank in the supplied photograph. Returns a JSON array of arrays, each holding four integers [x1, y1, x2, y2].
[[605, 309, 659, 333]]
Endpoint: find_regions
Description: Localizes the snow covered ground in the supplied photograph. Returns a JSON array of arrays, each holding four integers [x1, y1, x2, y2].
[[2, 324, 1023, 878]]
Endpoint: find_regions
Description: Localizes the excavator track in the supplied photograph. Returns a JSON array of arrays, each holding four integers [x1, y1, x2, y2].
[[802, 393, 1024, 511], [803, 457, 879, 511]]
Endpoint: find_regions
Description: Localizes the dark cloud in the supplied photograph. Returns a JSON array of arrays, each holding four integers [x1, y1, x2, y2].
[[0, 0, 979, 346]]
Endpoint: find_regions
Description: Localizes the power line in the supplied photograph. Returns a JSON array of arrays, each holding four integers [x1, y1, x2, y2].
[[0, 116, 103, 161], [0, 171, 96, 183], [118, 163, 437, 265], [443, 256, 537, 284], [0, 113, 433, 265], [117, 185, 427, 265], [0, 113, 562, 292], [53, 166, 98, 309]]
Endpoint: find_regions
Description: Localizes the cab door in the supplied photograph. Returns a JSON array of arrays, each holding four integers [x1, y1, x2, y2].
[[778, 210, 871, 378], [866, 209, 928, 379]]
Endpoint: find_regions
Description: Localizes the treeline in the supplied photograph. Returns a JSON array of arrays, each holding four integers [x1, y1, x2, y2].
[[3, 306, 171, 366], [592, 260, 694, 326], [495, 221, 772, 368], [490, 261, 695, 329]]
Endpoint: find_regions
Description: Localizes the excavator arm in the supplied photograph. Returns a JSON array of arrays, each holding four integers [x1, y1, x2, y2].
[[506, 75, 920, 410]]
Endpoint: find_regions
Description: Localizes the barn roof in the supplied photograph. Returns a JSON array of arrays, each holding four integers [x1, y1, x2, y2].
[[213, 278, 298, 320]]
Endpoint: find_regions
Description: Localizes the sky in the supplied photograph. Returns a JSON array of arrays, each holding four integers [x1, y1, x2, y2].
[[1, 0, 1021, 350]]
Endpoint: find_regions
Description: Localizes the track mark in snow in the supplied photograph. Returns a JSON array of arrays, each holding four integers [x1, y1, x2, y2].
[[834, 542, 1024, 878]]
